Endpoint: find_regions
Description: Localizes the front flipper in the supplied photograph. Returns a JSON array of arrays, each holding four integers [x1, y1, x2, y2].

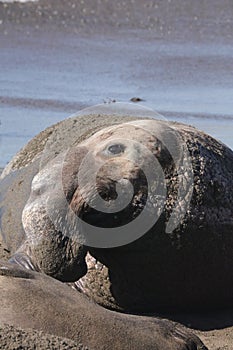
[[8, 252, 39, 272], [0, 260, 35, 279], [9, 252, 39, 272]]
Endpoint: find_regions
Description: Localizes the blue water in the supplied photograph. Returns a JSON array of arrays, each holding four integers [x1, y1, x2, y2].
[[0, 28, 232, 168], [0, 106, 67, 168]]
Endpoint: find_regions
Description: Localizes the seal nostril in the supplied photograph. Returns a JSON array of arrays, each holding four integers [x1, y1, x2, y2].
[[97, 181, 118, 201], [107, 143, 125, 155]]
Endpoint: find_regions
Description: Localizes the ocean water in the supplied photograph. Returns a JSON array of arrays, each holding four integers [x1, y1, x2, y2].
[[0, 1, 232, 168], [1, 29, 232, 168]]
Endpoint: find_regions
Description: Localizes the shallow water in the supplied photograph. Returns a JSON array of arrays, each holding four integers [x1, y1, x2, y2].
[[0, 3, 233, 168]]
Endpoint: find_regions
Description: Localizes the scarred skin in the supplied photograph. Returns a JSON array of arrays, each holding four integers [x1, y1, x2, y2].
[[72, 119, 233, 313], [0, 113, 232, 349]]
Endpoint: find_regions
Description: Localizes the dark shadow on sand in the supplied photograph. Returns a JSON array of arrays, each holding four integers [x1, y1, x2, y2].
[[144, 308, 233, 331]]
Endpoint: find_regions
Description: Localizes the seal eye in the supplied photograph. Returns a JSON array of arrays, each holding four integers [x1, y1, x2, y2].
[[107, 144, 125, 155]]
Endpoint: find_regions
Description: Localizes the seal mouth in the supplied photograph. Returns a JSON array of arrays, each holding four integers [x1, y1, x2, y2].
[[82, 192, 148, 228], [69, 170, 149, 229]]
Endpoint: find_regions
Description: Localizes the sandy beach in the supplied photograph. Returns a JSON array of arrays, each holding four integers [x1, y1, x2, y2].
[[0, 0, 233, 349], [0, 324, 88, 350]]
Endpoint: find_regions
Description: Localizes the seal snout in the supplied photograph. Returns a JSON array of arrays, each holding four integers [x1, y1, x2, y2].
[[69, 158, 148, 229], [66, 124, 162, 231]]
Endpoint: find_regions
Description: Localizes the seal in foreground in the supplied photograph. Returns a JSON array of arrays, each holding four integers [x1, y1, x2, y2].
[[0, 263, 207, 350]]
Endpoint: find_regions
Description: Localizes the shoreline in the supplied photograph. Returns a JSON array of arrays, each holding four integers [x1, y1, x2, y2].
[[1, 26, 233, 168]]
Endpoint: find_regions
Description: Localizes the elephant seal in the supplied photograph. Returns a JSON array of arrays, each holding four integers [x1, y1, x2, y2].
[[0, 262, 207, 350], [0, 112, 232, 315], [73, 119, 233, 313]]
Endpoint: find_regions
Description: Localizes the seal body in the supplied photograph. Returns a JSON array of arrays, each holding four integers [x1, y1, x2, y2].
[[0, 113, 232, 314], [72, 119, 233, 313], [0, 263, 206, 350]]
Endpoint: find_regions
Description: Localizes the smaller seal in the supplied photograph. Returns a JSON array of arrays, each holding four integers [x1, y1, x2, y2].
[[0, 262, 207, 350]]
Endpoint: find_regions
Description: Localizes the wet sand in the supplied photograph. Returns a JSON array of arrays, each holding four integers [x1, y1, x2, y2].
[[0, 1, 233, 349]]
